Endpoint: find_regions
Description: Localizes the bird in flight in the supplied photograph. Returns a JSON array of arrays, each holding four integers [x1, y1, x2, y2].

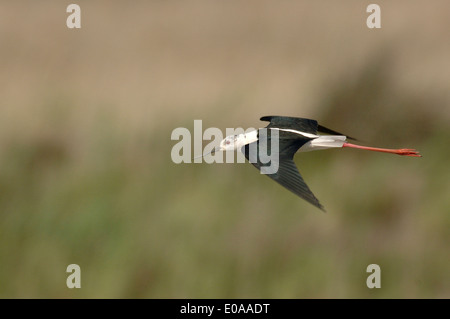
[[199, 116, 421, 211]]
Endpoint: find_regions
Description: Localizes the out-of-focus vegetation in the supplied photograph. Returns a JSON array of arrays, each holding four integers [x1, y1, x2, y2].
[[0, 1, 449, 298]]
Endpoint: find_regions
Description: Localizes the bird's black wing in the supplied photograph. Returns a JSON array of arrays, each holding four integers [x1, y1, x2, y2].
[[260, 116, 318, 134], [317, 124, 358, 141], [242, 129, 325, 211], [261, 115, 357, 141]]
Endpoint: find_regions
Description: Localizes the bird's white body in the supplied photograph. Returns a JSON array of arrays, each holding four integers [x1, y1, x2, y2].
[[219, 128, 346, 153]]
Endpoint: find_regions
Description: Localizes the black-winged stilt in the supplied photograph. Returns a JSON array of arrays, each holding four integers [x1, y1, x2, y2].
[[202, 116, 421, 211]]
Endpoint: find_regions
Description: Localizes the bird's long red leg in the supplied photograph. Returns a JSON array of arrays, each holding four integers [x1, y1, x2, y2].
[[342, 142, 421, 157]]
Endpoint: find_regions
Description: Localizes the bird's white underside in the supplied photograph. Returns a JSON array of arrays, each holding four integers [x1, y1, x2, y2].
[[221, 128, 347, 152]]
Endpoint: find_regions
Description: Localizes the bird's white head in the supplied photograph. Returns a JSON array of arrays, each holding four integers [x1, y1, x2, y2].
[[219, 134, 239, 151], [219, 130, 258, 151], [193, 130, 258, 161]]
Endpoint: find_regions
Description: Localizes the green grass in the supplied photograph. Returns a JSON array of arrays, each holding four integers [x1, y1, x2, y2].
[[0, 115, 448, 298]]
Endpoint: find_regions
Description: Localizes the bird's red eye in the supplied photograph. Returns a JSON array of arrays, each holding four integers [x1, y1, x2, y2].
[[226, 141, 230, 145]]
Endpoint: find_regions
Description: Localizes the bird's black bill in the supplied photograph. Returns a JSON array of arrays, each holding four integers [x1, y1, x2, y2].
[[192, 147, 220, 160]]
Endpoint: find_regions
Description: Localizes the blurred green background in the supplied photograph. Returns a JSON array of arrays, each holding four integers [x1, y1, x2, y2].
[[0, 1, 449, 298]]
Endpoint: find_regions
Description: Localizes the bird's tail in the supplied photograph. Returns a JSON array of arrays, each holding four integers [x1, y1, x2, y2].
[[299, 135, 347, 152]]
